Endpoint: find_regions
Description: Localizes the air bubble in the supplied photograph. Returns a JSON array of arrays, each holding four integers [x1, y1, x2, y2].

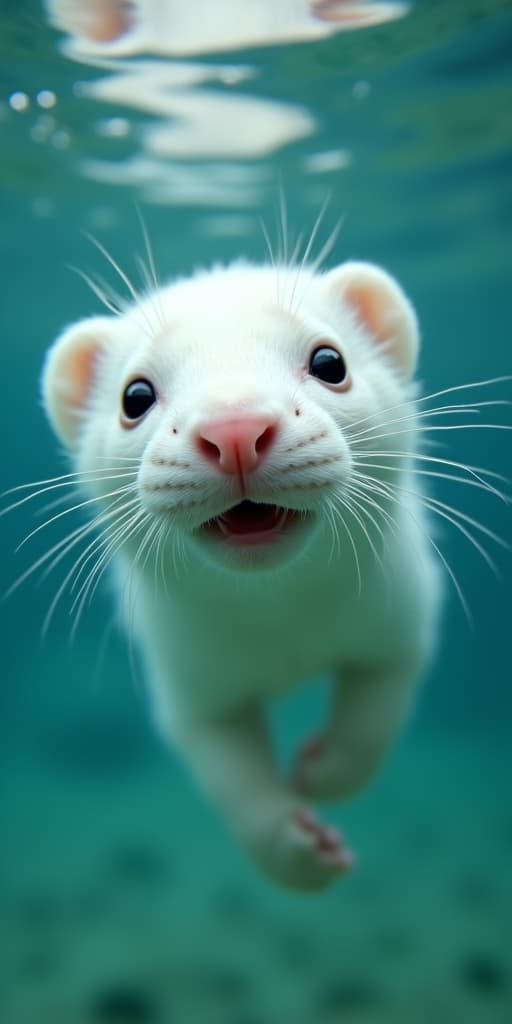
[[9, 91, 29, 112], [36, 90, 57, 109]]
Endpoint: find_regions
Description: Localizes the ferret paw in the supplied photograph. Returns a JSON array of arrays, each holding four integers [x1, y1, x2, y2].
[[293, 733, 335, 798], [275, 807, 355, 890], [293, 733, 353, 801], [293, 732, 380, 801], [250, 802, 354, 890]]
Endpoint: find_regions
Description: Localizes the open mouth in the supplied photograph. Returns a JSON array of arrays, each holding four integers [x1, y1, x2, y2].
[[203, 500, 301, 546]]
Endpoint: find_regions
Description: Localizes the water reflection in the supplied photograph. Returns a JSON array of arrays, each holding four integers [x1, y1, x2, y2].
[[76, 61, 316, 159], [47, 0, 409, 55], [45, 0, 408, 209]]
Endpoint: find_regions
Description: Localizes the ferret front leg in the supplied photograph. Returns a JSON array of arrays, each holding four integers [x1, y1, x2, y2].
[[172, 703, 354, 890], [294, 659, 420, 802]]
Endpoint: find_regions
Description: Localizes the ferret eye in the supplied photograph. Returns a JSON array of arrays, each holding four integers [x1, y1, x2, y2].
[[121, 379, 156, 422], [308, 346, 348, 386]]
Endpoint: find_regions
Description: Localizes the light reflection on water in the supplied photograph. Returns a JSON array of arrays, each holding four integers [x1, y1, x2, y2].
[[3, 0, 510, 263], [43, 0, 405, 207], [47, 0, 409, 54]]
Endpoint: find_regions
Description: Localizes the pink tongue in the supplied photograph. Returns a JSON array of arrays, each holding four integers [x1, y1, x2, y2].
[[219, 503, 282, 535]]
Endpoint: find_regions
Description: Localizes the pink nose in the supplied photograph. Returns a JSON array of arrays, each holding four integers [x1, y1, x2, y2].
[[197, 416, 277, 475]]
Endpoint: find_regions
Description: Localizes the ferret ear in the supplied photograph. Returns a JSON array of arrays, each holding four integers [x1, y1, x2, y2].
[[324, 261, 419, 380], [42, 316, 115, 448]]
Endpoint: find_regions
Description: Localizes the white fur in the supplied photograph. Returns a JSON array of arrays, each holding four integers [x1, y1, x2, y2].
[[42, 261, 440, 890]]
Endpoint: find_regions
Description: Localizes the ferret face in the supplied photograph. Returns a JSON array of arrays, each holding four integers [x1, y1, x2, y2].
[[42, 261, 419, 572]]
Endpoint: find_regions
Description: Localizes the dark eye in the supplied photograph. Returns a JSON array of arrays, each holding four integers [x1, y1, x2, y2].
[[308, 346, 348, 386], [121, 378, 157, 421]]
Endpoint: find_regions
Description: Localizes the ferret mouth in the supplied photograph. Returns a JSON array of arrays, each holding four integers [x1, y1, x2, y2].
[[202, 501, 301, 546]]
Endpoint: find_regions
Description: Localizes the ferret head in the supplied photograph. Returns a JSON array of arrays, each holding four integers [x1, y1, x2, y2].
[[42, 260, 419, 573]]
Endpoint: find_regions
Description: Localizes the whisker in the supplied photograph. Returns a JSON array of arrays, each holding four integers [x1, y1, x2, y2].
[[354, 468, 508, 548], [72, 509, 147, 615], [352, 460, 510, 504], [41, 498, 140, 586], [42, 502, 140, 638], [352, 450, 508, 501], [83, 232, 157, 338], [120, 516, 170, 686], [354, 469, 507, 581], [289, 197, 341, 316], [259, 215, 276, 269], [169, 523, 184, 579], [134, 515, 162, 575], [158, 521, 172, 597], [326, 494, 362, 595], [342, 485, 403, 604], [289, 231, 305, 267], [350, 425, 512, 453], [429, 534, 472, 625], [6, 519, 97, 600], [171, 523, 189, 578], [4, 474, 137, 519], [37, 490, 83, 517], [346, 376, 512, 436], [16, 484, 137, 550], [353, 473, 473, 623], [4, 496, 139, 599], [68, 502, 142, 600], [416, 375, 512, 402], [2, 466, 137, 501], [153, 518, 169, 596], [260, 213, 282, 307], [323, 495, 341, 563], [135, 204, 166, 333], [298, 194, 331, 272], [70, 510, 150, 643], [83, 231, 143, 306], [71, 504, 147, 611], [418, 498, 501, 578], [136, 205, 161, 294], [68, 265, 125, 315], [278, 184, 289, 267], [344, 480, 396, 537], [346, 397, 509, 442], [309, 216, 343, 276], [332, 487, 385, 574], [135, 253, 169, 338], [419, 491, 509, 551]]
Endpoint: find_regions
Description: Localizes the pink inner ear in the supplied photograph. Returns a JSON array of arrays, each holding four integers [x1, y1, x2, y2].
[[72, 342, 101, 407], [344, 282, 390, 343]]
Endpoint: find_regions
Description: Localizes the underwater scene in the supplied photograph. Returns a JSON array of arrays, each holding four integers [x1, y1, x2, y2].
[[1, 1, 511, 1021]]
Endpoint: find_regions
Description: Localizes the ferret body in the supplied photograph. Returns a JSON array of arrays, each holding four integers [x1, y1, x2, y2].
[[43, 260, 440, 889]]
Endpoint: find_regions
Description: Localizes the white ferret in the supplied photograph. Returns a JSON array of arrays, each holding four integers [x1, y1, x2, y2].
[[42, 259, 440, 890]]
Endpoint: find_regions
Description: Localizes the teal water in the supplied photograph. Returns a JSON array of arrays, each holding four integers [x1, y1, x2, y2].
[[1, 2, 511, 1021]]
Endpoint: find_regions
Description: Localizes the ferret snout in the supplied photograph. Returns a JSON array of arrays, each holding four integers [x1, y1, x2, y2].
[[196, 416, 278, 475]]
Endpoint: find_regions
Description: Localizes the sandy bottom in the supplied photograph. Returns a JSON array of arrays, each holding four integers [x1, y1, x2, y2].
[[1, 678, 511, 1024]]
